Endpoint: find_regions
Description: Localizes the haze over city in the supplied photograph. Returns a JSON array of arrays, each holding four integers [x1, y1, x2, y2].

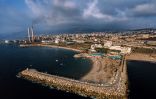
[[0, 0, 156, 39]]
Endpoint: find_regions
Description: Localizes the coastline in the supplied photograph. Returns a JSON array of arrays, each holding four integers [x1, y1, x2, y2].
[[20, 43, 127, 85], [18, 44, 128, 98], [126, 53, 156, 62], [73, 53, 122, 84], [40, 44, 82, 52], [20, 44, 82, 52]]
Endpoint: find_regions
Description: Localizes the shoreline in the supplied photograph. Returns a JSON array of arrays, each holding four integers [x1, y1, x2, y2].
[[80, 56, 121, 84], [20, 44, 95, 80], [20, 43, 126, 86], [74, 53, 123, 85], [40, 44, 82, 52], [19, 44, 82, 52], [126, 53, 156, 63], [18, 43, 128, 98]]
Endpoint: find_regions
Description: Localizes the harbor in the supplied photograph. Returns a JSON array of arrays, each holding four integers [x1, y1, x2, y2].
[[16, 44, 156, 99], [18, 53, 128, 99]]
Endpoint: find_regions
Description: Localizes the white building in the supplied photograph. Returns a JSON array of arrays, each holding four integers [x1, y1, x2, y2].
[[41, 40, 53, 43], [142, 34, 149, 38], [121, 47, 131, 54], [90, 44, 96, 52], [55, 38, 60, 44], [5, 40, 9, 44], [109, 46, 131, 54], [90, 45, 95, 49], [94, 39, 98, 42], [90, 44, 102, 52], [94, 44, 103, 48], [104, 41, 112, 48]]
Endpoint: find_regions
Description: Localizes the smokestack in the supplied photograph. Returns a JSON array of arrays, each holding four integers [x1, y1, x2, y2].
[[27, 27, 31, 42], [31, 27, 34, 42]]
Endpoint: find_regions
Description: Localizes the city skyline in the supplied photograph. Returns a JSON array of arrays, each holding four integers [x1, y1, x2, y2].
[[0, 0, 156, 39]]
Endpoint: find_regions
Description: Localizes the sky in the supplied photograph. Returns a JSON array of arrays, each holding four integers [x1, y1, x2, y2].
[[0, 0, 156, 39]]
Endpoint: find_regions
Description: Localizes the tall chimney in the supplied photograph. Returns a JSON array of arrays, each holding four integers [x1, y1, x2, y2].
[[31, 26, 34, 42], [27, 27, 31, 42]]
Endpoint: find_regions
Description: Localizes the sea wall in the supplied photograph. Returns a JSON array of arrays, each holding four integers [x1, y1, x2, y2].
[[18, 67, 128, 99]]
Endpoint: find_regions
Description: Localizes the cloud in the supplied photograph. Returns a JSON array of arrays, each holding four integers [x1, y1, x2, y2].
[[83, 0, 129, 22], [131, 3, 156, 17], [24, 0, 156, 32], [1, 0, 156, 38], [25, 0, 43, 17], [53, 0, 76, 9], [64, 1, 76, 9], [25, 0, 129, 28], [83, 0, 113, 21], [25, 0, 80, 26]]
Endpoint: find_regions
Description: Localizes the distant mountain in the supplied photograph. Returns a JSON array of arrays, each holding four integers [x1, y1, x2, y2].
[[130, 28, 156, 31], [1, 27, 156, 40]]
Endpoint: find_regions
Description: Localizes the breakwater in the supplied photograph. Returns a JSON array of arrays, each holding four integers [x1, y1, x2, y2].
[[18, 64, 128, 99]]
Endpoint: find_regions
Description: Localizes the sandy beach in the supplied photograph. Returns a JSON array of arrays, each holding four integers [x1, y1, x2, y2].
[[20, 44, 82, 52], [40, 44, 82, 52], [80, 56, 121, 84]]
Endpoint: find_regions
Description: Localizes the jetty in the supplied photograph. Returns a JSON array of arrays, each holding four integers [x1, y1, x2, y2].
[[18, 57, 128, 99]]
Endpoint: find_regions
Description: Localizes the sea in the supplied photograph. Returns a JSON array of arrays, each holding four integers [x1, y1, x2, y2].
[[127, 60, 156, 99], [0, 44, 156, 99], [0, 44, 92, 99]]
